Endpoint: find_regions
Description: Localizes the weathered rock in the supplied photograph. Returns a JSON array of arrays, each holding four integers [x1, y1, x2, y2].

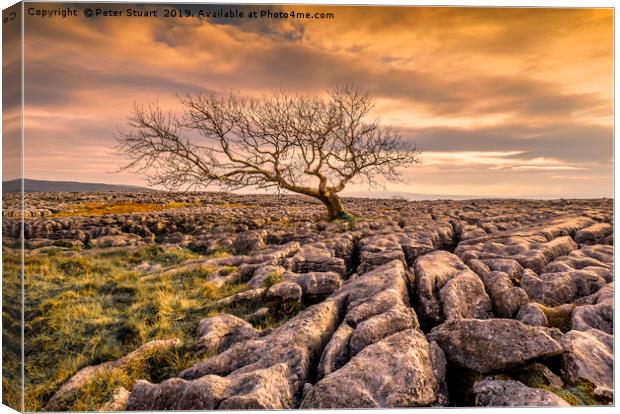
[[98, 387, 130, 411], [456, 233, 579, 274], [472, 378, 569, 406], [266, 281, 303, 302], [415, 251, 491, 326], [575, 281, 613, 305], [195, 314, 259, 355], [216, 288, 266, 307], [126, 260, 422, 410], [128, 363, 293, 410], [521, 269, 606, 306], [560, 329, 613, 395], [472, 258, 525, 282], [401, 221, 454, 263], [429, 341, 449, 406], [291, 243, 346, 275], [572, 302, 613, 334], [284, 271, 342, 302], [245, 307, 269, 323], [357, 234, 406, 273], [348, 303, 419, 356], [427, 319, 565, 373], [301, 330, 443, 408], [128, 299, 344, 409], [12, 193, 614, 410], [571, 282, 613, 333], [341, 260, 412, 325], [516, 303, 548, 327], [574, 223, 612, 245], [468, 259, 528, 318], [542, 244, 613, 283], [233, 230, 267, 253], [439, 273, 493, 321], [316, 324, 353, 380], [311, 260, 417, 380]]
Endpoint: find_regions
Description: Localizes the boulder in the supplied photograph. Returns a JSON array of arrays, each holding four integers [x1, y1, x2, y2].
[[195, 314, 259, 355], [427, 319, 565, 373], [542, 245, 613, 283], [88, 234, 144, 248], [291, 243, 346, 275], [285, 271, 342, 302], [265, 281, 303, 303], [233, 230, 267, 253], [128, 363, 293, 410], [560, 329, 613, 395], [473, 378, 569, 406], [468, 259, 528, 318], [571, 282, 613, 334], [516, 303, 548, 327], [169, 299, 342, 406], [317, 260, 418, 377], [348, 303, 419, 356], [301, 330, 444, 408], [572, 302, 613, 334], [439, 272, 493, 321], [414, 251, 491, 326]]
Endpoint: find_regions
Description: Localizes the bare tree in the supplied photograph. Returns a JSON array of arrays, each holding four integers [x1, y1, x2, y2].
[[116, 85, 421, 220]]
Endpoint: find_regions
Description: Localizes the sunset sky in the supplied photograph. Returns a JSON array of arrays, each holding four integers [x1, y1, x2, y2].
[[12, 3, 614, 198]]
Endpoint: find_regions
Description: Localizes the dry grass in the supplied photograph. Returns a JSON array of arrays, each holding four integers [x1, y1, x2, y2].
[[2, 249, 22, 411], [50, 201, 194, 217], [537, 303, 575, 332], [218, 203, 253, 208]]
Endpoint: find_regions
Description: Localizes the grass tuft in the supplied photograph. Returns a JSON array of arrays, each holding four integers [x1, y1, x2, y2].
[[536, 304, 575, 332], [332, 211, 359, 223], [262, 272, 283, 289]]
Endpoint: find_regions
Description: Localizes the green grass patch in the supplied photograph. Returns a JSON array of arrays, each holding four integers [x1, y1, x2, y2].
[[331, 211, 360, 223], [261, 271, 283, 289]]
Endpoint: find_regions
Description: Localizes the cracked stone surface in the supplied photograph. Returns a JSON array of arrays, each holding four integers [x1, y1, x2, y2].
[[6, 193, 613, 408]]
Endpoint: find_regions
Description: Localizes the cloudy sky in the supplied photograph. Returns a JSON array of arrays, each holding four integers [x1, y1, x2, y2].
[[16, 3, 613, 198]]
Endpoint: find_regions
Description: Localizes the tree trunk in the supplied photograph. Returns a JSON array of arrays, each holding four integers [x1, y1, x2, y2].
[[318, 193, 346, 220]]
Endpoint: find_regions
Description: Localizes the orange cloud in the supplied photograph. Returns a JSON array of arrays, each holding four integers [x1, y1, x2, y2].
[[20, 4, 613, 197]]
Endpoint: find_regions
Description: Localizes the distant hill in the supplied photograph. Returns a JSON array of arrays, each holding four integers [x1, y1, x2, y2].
[[2, 179, 153, 193]]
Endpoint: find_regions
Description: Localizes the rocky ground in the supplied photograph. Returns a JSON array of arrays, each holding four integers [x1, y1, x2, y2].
[[2, 192, 614, 409]]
